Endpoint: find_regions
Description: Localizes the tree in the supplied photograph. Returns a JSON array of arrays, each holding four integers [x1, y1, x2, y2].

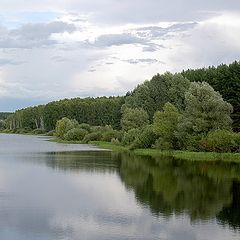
[[121, 108, 149, 132], [123, 72, 190, 119], [153, 103, 181, 149], [55, 117, 79, 138], [177, 82, 233, 148], [182, 61, 240, 131]]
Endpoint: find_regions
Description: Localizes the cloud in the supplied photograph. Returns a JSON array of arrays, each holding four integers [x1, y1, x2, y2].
[[0, 21, 76, 49], [0, 4, 239, 111], [1, 0, 240, 24], [0, 58, 25, 66], [168, 13, 240, 69], [93, 33, 146, 47], [134, 22, 198, 39], [92, 32, 166, 52], [124, 58, 164, 65]]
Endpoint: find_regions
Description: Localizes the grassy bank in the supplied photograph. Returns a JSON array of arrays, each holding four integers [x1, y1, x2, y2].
[[36, 137, 240, 162], [92, 141, 240, 162]]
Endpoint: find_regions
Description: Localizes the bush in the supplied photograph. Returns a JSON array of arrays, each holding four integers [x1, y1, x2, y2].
[[111, 138, 121, 145], [79, 123, 91, 132], [15, 128, 32, 134], [233, 133, 240, 152], [121, 108, 149, 131], [32, 129, 46, 135], [63, 128, 88, 141], [122, 128, 141, 146], [90, 126, 102, 133], [45, 130, 56, 136], [82, 132, 103, 143], [154, 137, 174, 150], [130, 125, 157, 149], [200, 130, 236, 153], [55, 117, 79, 139], [102, 130, 123, 142]]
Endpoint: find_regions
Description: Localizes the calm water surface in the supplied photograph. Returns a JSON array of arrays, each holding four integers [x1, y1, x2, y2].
[[0, 134, 240, 240]]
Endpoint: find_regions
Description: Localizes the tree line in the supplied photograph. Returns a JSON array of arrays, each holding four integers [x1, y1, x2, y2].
[[2, 61, 240, 152]]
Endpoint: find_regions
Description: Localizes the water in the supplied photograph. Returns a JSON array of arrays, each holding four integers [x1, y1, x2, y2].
[[0, 134, 239, 240]]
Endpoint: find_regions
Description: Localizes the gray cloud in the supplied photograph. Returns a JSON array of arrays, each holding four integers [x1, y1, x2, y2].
[[0, 58, 25, 66], [0, 21, 76, 49], [124, 58, 164, 65], [93, 33, 146, 47], [92, 33, 165, 52], [135, 23, 198, 39], [1, 0, 240, 24]]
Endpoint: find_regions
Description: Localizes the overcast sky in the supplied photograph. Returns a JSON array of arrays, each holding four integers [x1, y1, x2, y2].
[[0, 1, 240, 111]]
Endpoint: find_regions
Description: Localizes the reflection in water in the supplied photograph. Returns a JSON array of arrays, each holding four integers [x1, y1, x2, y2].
[[0, 134, 240, 240], [44, 151, 240, 230]]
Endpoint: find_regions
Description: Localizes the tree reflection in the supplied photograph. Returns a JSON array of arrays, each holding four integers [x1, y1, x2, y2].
[[42, 150, 240, 229], [119, 153, 240, 228]]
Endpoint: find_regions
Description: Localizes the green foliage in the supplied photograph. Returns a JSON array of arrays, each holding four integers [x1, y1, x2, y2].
[[124, 72, 190, 118], [78, 123, 91, 132], [122, 128, 141, 146], [45, 130, 55, 136], [63, 128, 88, 141], [130, 125, 157, 149], [182, 61, 240, 131], [200, 130, 239, 153], [176, 82, 233, 149], [154, 138, 174, 150], [153, 103, 181, 149], [121, 108, 149, 131], [15, 128, 32, 134], [0, 112, 12, 120], [0, 120, 6, 130], [83, 132, 103, 143], [43, 96, 124, 131], [31, 128, 46, 135], [111, 138, 121, 145], [102, 130, 123, 142], [55, 117, 79, 139]]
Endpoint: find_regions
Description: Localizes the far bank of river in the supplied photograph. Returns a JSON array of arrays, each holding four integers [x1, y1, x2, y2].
[[49, 137, 240, 163]]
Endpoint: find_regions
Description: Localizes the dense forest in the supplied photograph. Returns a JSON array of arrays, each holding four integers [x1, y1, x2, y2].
[[1, 61, 240, 153], [0, 112, 12, 130], [181, 61, 240, 132]]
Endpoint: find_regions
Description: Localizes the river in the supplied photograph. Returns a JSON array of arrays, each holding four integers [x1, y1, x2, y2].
[[0, 134, 239, 240]]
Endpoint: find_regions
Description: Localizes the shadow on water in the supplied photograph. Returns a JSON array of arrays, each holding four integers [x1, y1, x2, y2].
[[35, 150, 240, 231]]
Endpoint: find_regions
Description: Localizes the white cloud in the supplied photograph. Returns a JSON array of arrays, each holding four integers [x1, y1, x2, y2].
[[0, 3, 239, 111]]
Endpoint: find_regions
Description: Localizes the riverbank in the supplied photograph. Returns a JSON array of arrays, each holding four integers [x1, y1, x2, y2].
[[49, 138, 240, 162], [2, 133, 240, 162], [94, 141, 240, 162]]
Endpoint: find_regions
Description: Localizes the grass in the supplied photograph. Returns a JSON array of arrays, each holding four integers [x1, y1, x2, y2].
[[92, 141, 240, 163], [10, 134, 240, 163], [134, 149, 240, 162]]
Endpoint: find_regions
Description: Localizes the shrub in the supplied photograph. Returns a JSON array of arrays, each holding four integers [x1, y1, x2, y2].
[[154, 137, 174, 150], [32, 128, 46, 135], [122, 128, 141, 146], [82, 132, 103, 143], [15, 128, 32, 134], [63, 128, 88, 141], [233, 133, 240, 152], [45, 130, 56, 136], [121, 108, 149, 131], [79, 123, 91, 132], [111, 138, 121, 145], [153, 103, 180, 149], [55, 117, 79, 139], [200, 130, 236, 153], [130, 125, 157, 149], [102, 130, 123, 142]]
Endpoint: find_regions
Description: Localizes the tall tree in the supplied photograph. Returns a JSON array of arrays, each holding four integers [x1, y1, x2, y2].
[[177, 82, 233, 147]]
